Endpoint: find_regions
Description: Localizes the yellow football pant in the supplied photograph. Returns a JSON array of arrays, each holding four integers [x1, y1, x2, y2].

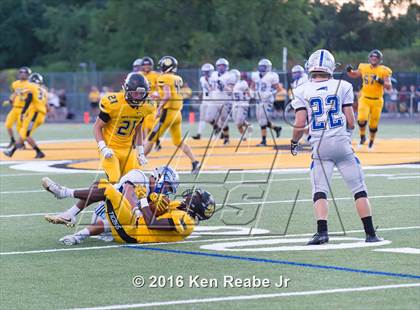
[[358, 96, 383, 130], [143, 110, 157, 132], [5, 107, 23, 131], [148, 109, 182, 146], [19, 110, 46, 140], [99, 147, 140, 183]]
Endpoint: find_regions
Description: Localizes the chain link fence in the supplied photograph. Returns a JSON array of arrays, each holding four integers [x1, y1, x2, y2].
[[0, 69, 419, 121]]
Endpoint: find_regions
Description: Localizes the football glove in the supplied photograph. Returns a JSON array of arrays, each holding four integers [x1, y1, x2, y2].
[[345, 64, 353, 73], [2, 100, 11, 107], [136, 145, 148, 166], [149, 192, 170, 215], [373, 75, 384, 85], [98, 141, 113, 159], [290, 140, 299, 156], [134, 185, 148, 199], [172, 214, 187, 233]]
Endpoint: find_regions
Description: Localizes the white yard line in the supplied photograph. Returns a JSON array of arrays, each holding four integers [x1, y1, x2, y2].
[[1, 225, 419, 256], [70, 283, 420, 310], [373, 248, 420, 254], [1, 193, 419, 219]]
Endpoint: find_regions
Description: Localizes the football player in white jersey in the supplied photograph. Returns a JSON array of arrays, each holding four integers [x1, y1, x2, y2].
[[233, 72, 252, 139], [132, 58, 143, 72], [43, 166, 179, 244], [193, 63, 214, 140], [291, 65, 308, 89], [208, 58, 235, 144], [251, 59, 282, 146], [290, 49, 383, 245]]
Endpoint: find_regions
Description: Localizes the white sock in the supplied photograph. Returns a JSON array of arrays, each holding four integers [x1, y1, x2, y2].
[[64, 187, 75, 198], [74, 228, 90, 241], [63, 205, 81, 218], [198, 121, 206, 134]]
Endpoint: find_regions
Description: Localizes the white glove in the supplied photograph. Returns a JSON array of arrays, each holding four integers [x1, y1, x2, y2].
[[98, 141, 114, 159], [136, 145, 148, 166]]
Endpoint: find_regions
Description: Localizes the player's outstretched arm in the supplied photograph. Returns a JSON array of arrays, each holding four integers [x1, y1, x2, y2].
[[345, 65, 361, 78]]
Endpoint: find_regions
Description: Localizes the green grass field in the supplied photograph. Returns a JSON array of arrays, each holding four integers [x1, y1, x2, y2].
[[1, 120, 419, 309]]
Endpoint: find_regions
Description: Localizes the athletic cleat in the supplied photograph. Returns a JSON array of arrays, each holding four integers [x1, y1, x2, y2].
[[368, 140, 374, 150], [3, 149, 15, 157], [256, 141, 267, 147], [35, 151, 45, 159], [45, 214, 76, 227], [59, 234, 81, 246], [192, 134, 201, 140], [307, 232, 329, 245], [6, 140, 15, 148], [365, 234, 383, 243], [42, 177, 69, 199], [359, 135, 366, 146], [155, 140, 162, 151], [223, 138, 230, 145], [97, 233, 114, 242], [191, 161, 200, 174], [274, 126, 282, 138]]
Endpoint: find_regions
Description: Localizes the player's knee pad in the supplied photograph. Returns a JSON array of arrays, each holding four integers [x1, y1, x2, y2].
[[354, 191, 368, 201], [223, 126, 229, 131], [313, 192, 327, 202], [369, 127, 378, 133], [261, 125, 267, 130], [358, 121, 367, 128]]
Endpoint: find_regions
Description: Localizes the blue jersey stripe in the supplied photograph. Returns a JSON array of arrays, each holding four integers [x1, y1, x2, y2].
[[319, 50, 324, 66]]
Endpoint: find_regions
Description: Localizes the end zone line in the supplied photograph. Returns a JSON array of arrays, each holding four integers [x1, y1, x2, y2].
[[1, 225, 419, 256], [71, 283, 420, 310]]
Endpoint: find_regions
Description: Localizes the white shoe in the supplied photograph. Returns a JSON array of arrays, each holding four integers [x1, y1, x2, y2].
[[42, 177, 69, 199], [97, 233, 114, 242], [45, 213, 76, 227], [59, 235, 81, 246]]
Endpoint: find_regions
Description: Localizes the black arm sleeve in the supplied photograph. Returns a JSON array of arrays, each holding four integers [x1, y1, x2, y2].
[[21, 93, 33, 115], [98, 111, 111, 123]]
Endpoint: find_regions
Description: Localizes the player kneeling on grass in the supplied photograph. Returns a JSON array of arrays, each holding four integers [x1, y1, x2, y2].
[[290, 49, 383, 245], [43, 167, 215, 245]]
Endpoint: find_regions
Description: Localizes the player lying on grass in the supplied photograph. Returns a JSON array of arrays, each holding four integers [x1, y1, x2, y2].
[[290, 49, 383, 245], [43, 168, 215, 245]]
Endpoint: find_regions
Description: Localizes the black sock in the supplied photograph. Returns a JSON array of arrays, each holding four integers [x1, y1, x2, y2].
[[361, 216, 375, 236], [10, 137, 15, 143], [317, 220, 328, 234], [262, 136, 266, 143], [34, 146, 41, 153]]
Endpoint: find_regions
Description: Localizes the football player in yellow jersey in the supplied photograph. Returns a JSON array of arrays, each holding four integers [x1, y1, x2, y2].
[[42, 167, 215, 245], [346, 49, 392, 149], [139, 57, 162, 149], [144, 56, 201, 174], [94, 73, 156, 183], [3, 67, 32, 148], [4, 73, 48, 158]]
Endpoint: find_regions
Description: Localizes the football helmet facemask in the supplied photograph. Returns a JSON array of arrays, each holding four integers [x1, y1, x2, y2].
[[182, 188, 216, 221], [368, 49, 383, 65], [122, 72, 149, 105]]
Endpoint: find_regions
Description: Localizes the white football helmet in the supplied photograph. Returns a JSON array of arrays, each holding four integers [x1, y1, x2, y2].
[[201, 63, 214, 73], [258, 58, 272, 73], [151, 166, 180, 195], [230, 69, 240, 82], [306, 49, 335, 76], [291, 65, 305, 73], [119, 169, 147, 187], [133, 58, 142, 67], [216, 58, 229, 73]]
